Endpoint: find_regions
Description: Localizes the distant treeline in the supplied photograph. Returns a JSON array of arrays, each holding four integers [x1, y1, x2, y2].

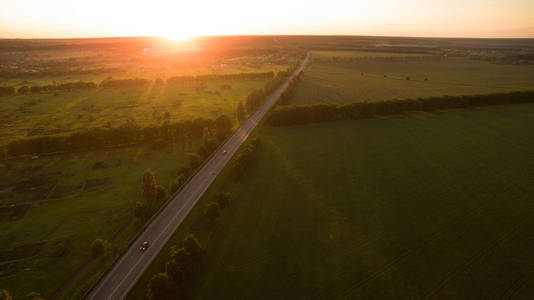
[[268, 91, 534, 126], [100, 78, 152, 88], [167, 71, 274, 84], [18, 81, 98, 94], [4, 118, 216, 157], [315, 55, 437, 63], [244, 66, 299, 114], [277, 70, 303, 105]]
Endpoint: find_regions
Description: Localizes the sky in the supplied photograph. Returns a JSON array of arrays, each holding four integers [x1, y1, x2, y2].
[[0, 0, 533, 39]]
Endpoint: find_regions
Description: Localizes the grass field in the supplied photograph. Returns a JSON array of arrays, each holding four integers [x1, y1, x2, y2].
[[288, 51, 534, 105], [0, 79, 267, 144], [0, 140, 201, 299], [130, 103, 534, 299]]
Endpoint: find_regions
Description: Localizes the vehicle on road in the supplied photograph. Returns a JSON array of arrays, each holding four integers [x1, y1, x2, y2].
[[139, 241, 149, 252], [223, 150, 227, 154]]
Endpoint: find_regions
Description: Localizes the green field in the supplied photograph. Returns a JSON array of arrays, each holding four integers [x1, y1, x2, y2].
[[289, 51, 534, 105], [0, 140, 201, 299], [131, 103, 534, 299], [0, 80, 266, 144]]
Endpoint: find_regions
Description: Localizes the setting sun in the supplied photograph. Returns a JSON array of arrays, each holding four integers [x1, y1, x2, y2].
[[163, 32, 195, 42]]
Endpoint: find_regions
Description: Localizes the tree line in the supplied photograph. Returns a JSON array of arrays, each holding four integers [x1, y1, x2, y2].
[[268, 91, 534, 126], [0, 81, 97, 96], [243, 64, 300, 115], [277, 70, 303, 105], [167, 71, 274, 85], [3, 117, 217, 157], [100, 78, 152, 88]]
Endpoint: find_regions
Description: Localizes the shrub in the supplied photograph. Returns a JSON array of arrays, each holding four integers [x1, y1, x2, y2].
[[216, 193, 230, 209], [91, 239, 109, 258], [0, 289, 12, 300], [26, 292, 44, 300], [205, 202, 220, 221], [147, 273, 175, 300]]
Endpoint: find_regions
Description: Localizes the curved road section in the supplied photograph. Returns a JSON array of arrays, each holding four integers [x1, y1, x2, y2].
[[86, 55, 309, 300]]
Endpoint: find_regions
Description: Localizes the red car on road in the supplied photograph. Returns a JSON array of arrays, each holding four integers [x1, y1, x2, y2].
[[139, 241, 149, 252]]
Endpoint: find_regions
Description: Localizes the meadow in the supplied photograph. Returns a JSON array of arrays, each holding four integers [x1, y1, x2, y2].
[[0, 140, 204, 298], [288, 51, 534, 105], [0, 79, 269, 144], [130, 103, 534, 299]]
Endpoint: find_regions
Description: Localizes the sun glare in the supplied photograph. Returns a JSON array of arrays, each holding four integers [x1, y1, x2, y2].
[[163, 32, 195, 41]]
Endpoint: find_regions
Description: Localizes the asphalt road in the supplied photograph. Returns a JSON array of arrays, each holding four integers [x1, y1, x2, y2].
[[86, 55, 309, 300]]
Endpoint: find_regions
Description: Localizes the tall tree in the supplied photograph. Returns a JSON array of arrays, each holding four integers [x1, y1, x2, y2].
[[237, 101, 246, 122], [143, 169, 157, 204], [0, 290, 12, 300], [148, 273, 175, 300]]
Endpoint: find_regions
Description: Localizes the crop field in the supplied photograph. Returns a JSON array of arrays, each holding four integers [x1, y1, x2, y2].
[[0, 79, 267, 144], [0, 139, 203, 298], [288, 51, 534, 105], [131, 103, 534, 299]]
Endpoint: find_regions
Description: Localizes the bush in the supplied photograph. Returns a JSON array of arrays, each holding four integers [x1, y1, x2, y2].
[[91, 239, 109, 258], [26, 292, 44, 300], [216, 193, 230, 209], [205, 202, 220, 221], [188, 153, 202, 170], [0, 289, 12, 300], [148, 273, 175, 300]]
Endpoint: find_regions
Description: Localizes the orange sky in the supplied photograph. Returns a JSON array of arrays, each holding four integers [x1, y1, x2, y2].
[[1, 0, 533, 39]]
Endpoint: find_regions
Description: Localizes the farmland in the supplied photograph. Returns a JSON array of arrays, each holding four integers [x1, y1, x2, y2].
[[131, 103, 534, 299], [0, 37, 300, 299], [288, 51, 534, 105], [0, 80, 266, 144]]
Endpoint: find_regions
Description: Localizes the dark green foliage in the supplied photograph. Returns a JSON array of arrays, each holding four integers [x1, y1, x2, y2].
[[170, 174, 187, 194], [205, 202, 220, 221], [148, 273, 175, 300], [100, 78, 151, 88], [167, 71, 274, 84], [25, 292, 44, 300], [50, 241, 70, 258], [143, 169, 157, 204], [5, 117, 213, 156], [136, 170, 167, 223], [233, 138, 262, 179], [165, 259, 185, 286], [216, 193, 230, 209], [237, 101, 246, 122], [214, 114, 233, 139], [91, 239, 108, 258], [22, 81, 97, 95], [156, 185, 167, 202], [183, 233, 202, 262], [188, 153, 202, 170], [0, 289, 12, 300], [158, 233, 202, 293], [268, 91, 534, 126], [278, 71, 303, 105], [244, 64, 300, 114], [17, 86, 30, 94]]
